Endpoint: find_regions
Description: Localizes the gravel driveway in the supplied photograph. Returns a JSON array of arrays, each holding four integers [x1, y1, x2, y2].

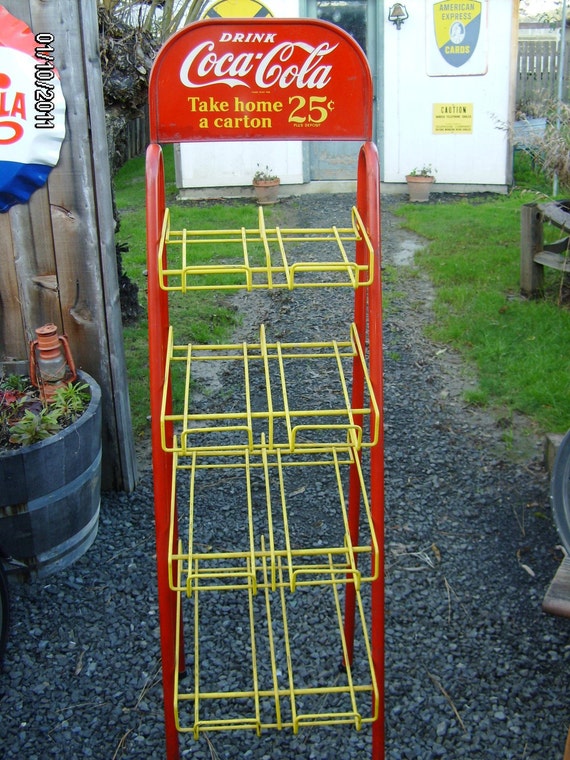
[[1, 193, 568, 760]]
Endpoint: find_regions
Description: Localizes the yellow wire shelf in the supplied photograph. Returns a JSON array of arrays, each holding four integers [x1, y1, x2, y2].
[[169, 445, 379, 595], [174, 547, 379, 737], [158, 205, 374, 292], [161, 322, 380, 456]]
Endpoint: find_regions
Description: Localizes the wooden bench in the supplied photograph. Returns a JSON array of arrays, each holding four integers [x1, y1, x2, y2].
[[520, 201, 570, 297]]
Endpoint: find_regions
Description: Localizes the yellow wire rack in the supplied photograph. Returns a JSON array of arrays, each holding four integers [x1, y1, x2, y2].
[[168, 442, 379, 595], [158, 205, 374, 292], [160, 322, 380, 456], [173, 546, 379, 738], [146, 21, 384, 758]]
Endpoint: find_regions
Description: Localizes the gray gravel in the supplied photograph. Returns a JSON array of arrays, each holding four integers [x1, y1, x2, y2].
[[1, 193, 569, 760]]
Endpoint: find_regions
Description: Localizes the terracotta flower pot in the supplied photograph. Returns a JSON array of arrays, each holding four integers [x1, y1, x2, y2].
[[406, 174, 435, 203], [253, 178, 280, 205]]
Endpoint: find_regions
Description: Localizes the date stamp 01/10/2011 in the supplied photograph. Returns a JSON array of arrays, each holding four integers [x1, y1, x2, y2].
[[34, 32, 57, 130]]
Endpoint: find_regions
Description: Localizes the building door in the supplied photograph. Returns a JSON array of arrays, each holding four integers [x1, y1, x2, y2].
[[306, 0, 377, 181]]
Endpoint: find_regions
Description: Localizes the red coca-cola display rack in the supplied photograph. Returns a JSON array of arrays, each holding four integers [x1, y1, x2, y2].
[[146, 18, 384, 760]]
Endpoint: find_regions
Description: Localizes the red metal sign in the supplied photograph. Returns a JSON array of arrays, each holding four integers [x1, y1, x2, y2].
[[148, 18, 373, 143]]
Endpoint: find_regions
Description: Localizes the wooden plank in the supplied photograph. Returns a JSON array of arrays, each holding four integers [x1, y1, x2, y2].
[[543, 557, 570, 618], [9, 190, 62, 340], [0, 212, 26, 363], [520, 202, 545, 296], [79, 0, 138, 491], [538, 202, 570, 230], [544, 236, 570, 254], [545, 432, 565, 475], [518, 41, 530, 104], [534, 251, 570, 272]]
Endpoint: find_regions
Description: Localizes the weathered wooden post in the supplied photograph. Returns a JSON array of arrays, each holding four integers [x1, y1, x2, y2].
[[0, 0, 137, 491], [520, 201, 544, 297]]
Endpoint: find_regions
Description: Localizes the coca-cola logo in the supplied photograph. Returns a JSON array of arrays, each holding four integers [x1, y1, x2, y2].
[[150, 20, 372, 142], [179, 33, 337, 90], [0, 71, 25, 145]]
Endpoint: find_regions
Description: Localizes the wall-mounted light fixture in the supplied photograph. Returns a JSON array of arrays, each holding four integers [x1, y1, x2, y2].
[[388, 3, 408, 30]]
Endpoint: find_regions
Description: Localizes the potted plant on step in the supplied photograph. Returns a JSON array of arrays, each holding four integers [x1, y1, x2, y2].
[[0, 324, 102, 581], [406, 165, 436, 202], [252, 164, 280, 205]]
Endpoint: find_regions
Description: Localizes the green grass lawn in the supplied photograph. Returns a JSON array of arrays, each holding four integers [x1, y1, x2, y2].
[[394, 175, 570, 435]]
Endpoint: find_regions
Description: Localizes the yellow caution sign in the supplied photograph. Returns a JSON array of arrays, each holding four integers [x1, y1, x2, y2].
[[433, 103, 473, 134]]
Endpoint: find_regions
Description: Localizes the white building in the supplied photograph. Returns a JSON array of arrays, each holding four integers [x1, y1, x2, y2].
[[176, 0, 518, 197]]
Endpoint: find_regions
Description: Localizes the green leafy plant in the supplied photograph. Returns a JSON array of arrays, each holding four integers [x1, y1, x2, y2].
[[253, 164, 279, 183], [2, 374, 27, 393], [51, 382, 90, 423], [508, 101, 570, 192], [0, 377, 41, 448], [9, 409, 61, 447], [408, 165, 436, 178], [0, 375, 90, 450]]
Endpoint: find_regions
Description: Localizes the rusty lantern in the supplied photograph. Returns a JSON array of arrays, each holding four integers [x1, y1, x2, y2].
[[29, 323, 77, 402]]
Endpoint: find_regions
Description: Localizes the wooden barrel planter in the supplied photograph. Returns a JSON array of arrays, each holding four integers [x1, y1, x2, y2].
[[0, 371, 102, 578]]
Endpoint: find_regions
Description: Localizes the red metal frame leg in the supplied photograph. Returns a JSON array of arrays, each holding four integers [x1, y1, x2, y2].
[[358, 142, 385, 760], [153, 493, 181, 760], [370, 441, 385, 760], [146, 143, 181, 760]]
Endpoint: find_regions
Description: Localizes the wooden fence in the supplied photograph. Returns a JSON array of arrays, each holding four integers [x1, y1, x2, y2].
[[0, 0, 137, 491], [121, 106, 150, 164], [518, 37, 570, 108]]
